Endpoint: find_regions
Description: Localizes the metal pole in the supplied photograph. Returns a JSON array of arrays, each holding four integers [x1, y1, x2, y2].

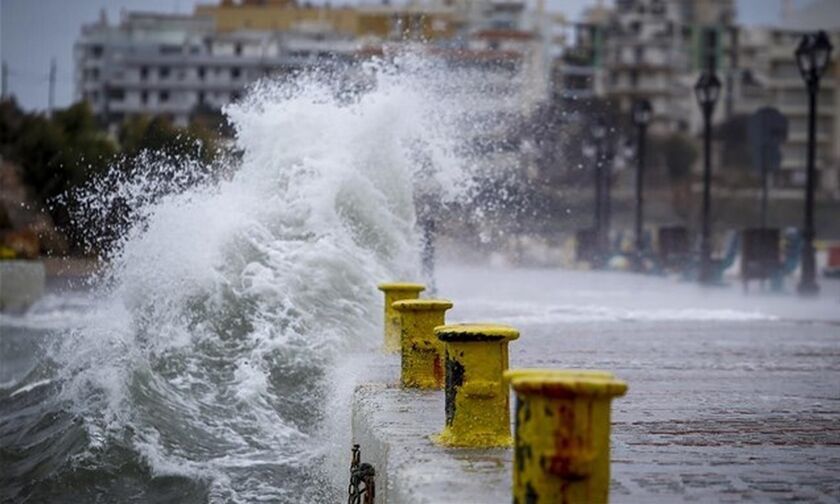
[[421, 216, 436, 295], [594, 141, 604, 264], [635, 123, 646, 261], [48, 59, 56, 118], [1, 61, 7, 100], [700, 104, 713, 284], [798, 80, 819, 294], [604, 149, 612, 257], [761, 144, 768, 229]]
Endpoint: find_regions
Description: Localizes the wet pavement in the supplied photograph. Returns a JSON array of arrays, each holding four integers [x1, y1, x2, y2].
[[352, 266, 840, 503]]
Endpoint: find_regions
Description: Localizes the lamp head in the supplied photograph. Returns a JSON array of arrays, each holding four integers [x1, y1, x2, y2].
[[632, 99, 652, 126], [796, 31, 833, 83], [694, 71, 721, 108]]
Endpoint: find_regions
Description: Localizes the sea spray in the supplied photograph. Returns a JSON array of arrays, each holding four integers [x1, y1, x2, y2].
[[1, 52, 522, 502]]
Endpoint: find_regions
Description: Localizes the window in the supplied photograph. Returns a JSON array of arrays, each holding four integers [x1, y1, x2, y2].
[[140, 67, 148, 80], [160, 90, 170, 103], [231, 91, 241, 101], [91, 45, 103, 57], [159, 67, 170, 79], [141, 91, 148, 105], [651, 0, 666, 16], [231, 67, 241, 79], [107, 88, 125, 100], [197, 67, 206, 80], [234, 43, 243, 56], [197, 91, 205, 104]]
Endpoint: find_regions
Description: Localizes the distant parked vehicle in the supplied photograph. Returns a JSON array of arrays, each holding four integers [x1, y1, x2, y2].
[[741, 228, 781, 291], [825, 243, 840, 278]]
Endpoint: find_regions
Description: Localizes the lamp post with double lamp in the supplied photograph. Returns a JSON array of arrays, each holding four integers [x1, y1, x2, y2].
[[591, 118, 608, 265], [694, 71, 721, 284], [631, 99, 652, 269], [795, 31, 833, 296]]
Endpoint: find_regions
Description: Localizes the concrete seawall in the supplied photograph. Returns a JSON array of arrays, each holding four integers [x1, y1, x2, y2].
[[0, 260, 45, 312], [352, 368, 510, 504]]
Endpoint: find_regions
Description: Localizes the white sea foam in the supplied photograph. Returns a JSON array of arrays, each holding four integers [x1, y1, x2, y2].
[[0, 291, 97, 330], [44, 53, 504, 502], [9, 378, 53, 397]]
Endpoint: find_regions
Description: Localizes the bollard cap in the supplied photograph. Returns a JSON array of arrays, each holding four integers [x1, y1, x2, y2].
[[435, 323, 519, 343], [378, 282, 426, 293], [506, 369, 627, 399], [504, 368, 614, 383], [392, 299, 453, 311]]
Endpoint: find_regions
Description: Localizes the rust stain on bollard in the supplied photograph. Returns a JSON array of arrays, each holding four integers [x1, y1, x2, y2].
[[506, 369, 627, 503], [377, 282, 425, 353], [392, 299, 453, 389]]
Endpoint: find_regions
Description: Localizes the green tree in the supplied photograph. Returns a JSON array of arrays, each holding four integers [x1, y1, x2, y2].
[[659, 133, 698, 183], [1, 99, 117, 252], [118, 114, 219, 164], [649, 133, 699, 221], [1, 99, 116, 203], [2, 100, 224, 253]]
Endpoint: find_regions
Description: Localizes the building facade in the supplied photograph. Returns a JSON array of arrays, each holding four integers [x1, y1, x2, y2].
[[555, 0, 840, 193], [730, 27, 840, 193], [75, 11, 359, 129], [557, 0, 735, 131], [75, 1, 559, 132]]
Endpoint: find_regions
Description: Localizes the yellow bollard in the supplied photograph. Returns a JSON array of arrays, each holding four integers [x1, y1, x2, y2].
[[392, 299, 453, 389], [433, 323, 519, 447], [506, 369, 628, 504], [377, 282, 425, 353]]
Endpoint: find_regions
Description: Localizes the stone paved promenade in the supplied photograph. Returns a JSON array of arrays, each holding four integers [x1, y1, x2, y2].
[[352, 266, 840, 503]]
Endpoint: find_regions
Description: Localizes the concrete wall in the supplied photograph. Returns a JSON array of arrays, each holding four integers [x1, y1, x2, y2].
[[0, 260, 45, 312]]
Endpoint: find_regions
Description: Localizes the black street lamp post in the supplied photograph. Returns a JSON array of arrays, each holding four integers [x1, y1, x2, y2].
[[631, 99, 652, 268], [591, 118, 608, 265], [795, 31, 833, 295], [694, 71, 722, 284]]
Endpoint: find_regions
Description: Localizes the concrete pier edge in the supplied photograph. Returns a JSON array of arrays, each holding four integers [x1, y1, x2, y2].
[[0, 260, 45, 312], [351, 364, 512, 504]]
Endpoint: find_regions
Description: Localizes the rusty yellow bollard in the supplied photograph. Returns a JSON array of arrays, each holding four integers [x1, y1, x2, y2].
[[377, 282, 425, 353], [506, 369, 628, 503], [433, 323, 519, 447], [392, 299, 453, 389]]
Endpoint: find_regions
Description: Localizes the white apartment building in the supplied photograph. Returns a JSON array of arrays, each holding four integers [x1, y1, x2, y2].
[[555, 0, 840, 193], [75, 11, 358, 129]]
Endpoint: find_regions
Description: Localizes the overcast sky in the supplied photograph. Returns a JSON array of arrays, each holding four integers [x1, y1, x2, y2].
[[0, 0, 819, 112]]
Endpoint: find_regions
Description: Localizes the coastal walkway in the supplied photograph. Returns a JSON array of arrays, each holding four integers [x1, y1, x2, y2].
[[351, 266, 840, 503]]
